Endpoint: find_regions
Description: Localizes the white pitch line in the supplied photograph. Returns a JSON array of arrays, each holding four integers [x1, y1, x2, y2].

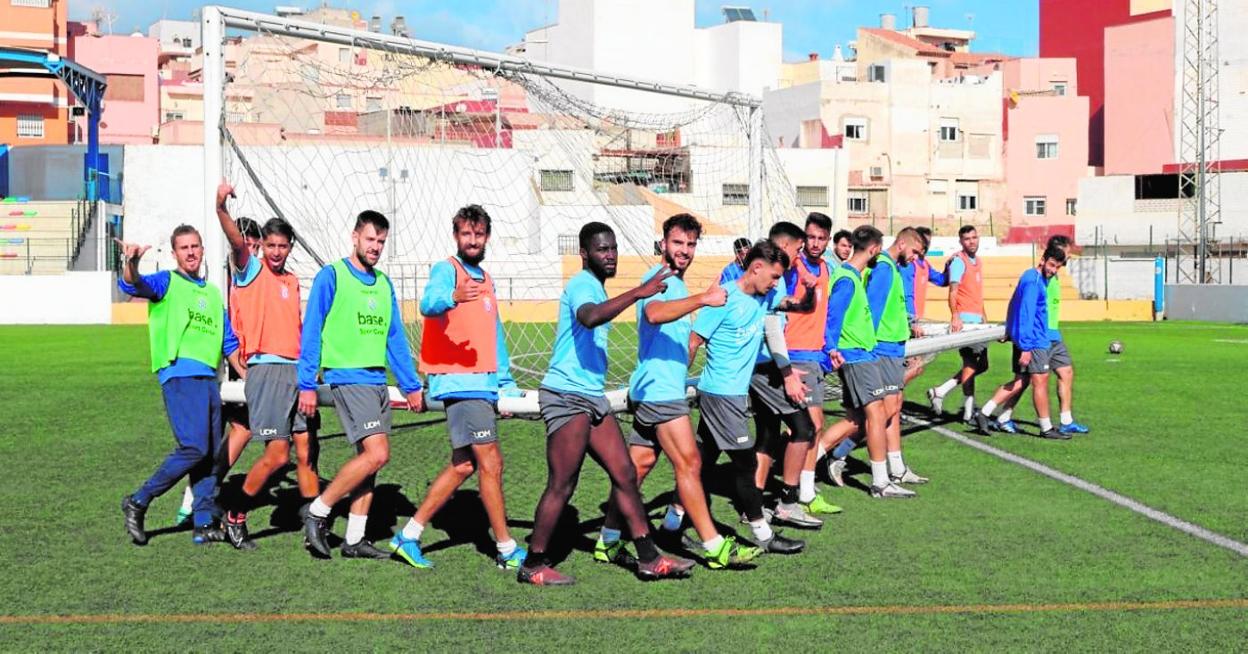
[[1212, 339, 1248, 345], [903, 413, 1248, 558]]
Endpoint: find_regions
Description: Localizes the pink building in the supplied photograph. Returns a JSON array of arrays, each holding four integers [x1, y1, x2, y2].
[[1103, 15, 1175, 176], [1001, 58, 1090, 243], [69, 25, 160, 145]]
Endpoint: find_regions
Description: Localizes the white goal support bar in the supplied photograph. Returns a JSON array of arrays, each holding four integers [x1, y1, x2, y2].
[[219, 323, 1005, 416]]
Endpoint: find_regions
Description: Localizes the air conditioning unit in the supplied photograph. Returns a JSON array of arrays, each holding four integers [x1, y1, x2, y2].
[[869, 166, 884, 179], [70, 106, 87, 117]]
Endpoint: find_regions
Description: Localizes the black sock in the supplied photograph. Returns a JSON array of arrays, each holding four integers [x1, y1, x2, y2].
[[525, 551, 549, 568], [780, 484, 799, 504], [634, 535, 660, 563]]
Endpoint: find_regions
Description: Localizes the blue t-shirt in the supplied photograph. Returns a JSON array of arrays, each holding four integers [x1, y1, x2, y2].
[[420, 257, 516, 401], [629, 265, 691, 403], [947, 256, 984, 324], [719, 261, 745, 284], [756, 267, 798, 364], [1005, 268, 1050, 352], [541, 269, 610, 396], [694, 281, 783, 396], [118, 270, 239, 384]]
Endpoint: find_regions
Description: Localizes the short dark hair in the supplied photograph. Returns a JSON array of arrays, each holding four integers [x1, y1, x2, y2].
[[958, 225, 977, 237], [915, 225, 933, 249], [851, 225, 883, 251], [805, 212, 832, 233], [832, 229, 852, 244], [895, 226, 921, 247], [261, 217, 294, 243], [355, 210, 390, 233], [768, 221, 805, 243], [1042, 245, 1068, 264], [743, 238, 789, 270], [235, 217, 261, 240], [453, 204, 492, 236], [662, 212, 702, 240], [170, 224, 201, 248], [1046, 233, 1072, 250], [733, 237, 751, 251], [579, 221, 614, 250]]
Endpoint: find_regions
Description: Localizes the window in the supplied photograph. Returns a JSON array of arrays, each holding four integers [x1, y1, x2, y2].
[[928, 179, 948, 195], [1066, 198, 1077, 216], [1036, 135, 1059, 159], [226, 112, 245, 123], [181, 38, 193, 48], [365, 96, 383, 113], [844, 117, 867, 141], [958, 193, 978, 211], [163, 111, 184, 122], [105, 74, 145, 102], [848, 192, 869, 214], [722, 183, 749, 206], [335, 93, 351, 109], [338, 47, 351, 64], [541, 170, 575, 192], [11, 0, 52, 7], [939, 118, 960, 142], [1025, 196, 1047, 216], [868, 64, 886, 83], [1051, 82, 1067, 96], [796, 186, 828, 207], [16, 114, 43, 139], [1134, 173, 1192, 199]]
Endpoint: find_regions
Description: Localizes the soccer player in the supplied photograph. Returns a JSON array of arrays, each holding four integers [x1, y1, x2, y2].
[[690, 240, 807, 553], [117, 226, 243, 546], [389, 205, 527, 571], [927, 225, 989, 423], [865, 228, 929, 487], [821, 226, 915, 498], [718, 236, 753, 283], [214, 182, 318, 551], [897, 226, 949, 387], [972, 245, 1069, 440], [978, 235, 1089, 435], [825, 229, 852, 266], [518, 222, 694, 586], [297, 210, 425, 560], [596, 213, 761, 570]]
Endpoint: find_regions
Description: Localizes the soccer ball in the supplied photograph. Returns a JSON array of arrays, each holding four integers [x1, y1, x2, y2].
[[1108, 340, 1124, 354]]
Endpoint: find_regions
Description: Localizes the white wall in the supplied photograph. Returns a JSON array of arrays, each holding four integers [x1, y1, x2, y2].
[[1077, 172, 1248, 246], [0, 271, 113, 324], [1172, 1, 1248, 162]]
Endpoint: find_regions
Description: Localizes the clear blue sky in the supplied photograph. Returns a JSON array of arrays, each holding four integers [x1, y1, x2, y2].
[[76, 0, 1038, 60]]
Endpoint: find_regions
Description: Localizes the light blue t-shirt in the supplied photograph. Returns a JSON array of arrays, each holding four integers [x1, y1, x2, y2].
[[233, 255, 298, 366], [629, 265, 690, 403], [541, 269, 610, 396], [946, 255, 984, 324], [694, 281, 783, 396]]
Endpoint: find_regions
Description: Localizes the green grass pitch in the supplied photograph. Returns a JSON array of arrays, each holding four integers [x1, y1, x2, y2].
[[0, 321, 1245, 651]]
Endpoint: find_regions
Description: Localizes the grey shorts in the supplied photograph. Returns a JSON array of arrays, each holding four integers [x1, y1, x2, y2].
[[960, 341, 990, 368], [1012, 346, 1052, 376], [627, 399, 690, 449], [837, 360, 887, 409], [329, 384, 391, 445], [877, 356, 906, 396], [446, 399, 498, 449], [538, 387, 611, 437], [1049, 340, 1073, 369], [749, 361, 805, 415], [695, 391, 754, 451], [245, 364, 311, 441], [794, 360, 826, 406]]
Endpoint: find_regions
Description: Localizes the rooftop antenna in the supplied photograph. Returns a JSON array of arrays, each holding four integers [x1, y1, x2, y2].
[[90, 6, 117, 35]]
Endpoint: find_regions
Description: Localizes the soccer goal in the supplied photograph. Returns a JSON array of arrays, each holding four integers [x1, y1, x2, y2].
[[201, 6, 1000, 415]]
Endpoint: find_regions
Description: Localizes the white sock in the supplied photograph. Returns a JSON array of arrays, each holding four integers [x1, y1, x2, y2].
[[870, 459, 890, 489], [749, 518, 773, 542], [702, 535, 725, 553], [401, 518, 424, 541], [1039, 417, 1054, 432], [887, 450, 906, 476], [998, 408, 1014, 422], [816, 444, 827, 461], [345, 513, 367, 546], [599, 527, 622, 545], [1060, 411, 1073, 425], [981, 400, 998, 417], [496, 538, 517, 557], [963, 396, 975, 420], [309, 497, 332, 519], [935, 379, 958, 397], [180, 486, 194, 513], [799, 470, 817, 503]]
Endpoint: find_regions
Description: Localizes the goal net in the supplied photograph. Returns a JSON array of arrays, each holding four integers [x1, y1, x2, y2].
[[209, 7, 806, 394]]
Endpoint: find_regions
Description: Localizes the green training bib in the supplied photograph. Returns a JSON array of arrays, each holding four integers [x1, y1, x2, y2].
[[831, 266, 878, 353], [321, 259, 393, 369], [147, 273, 224, 372]]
